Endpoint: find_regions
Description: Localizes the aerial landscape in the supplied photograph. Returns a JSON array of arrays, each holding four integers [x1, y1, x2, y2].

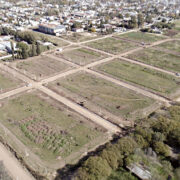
[[0, 0, 180, 180]]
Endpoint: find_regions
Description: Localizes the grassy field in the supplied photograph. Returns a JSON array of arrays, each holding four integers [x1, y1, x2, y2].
[[95, 59, 180, 98], [116, 31, 166, 44], [86, 37, 137, 55], [127, 48, 180, 73], [9, 55, 72, 80], [155, 40, 180, 53], [0, 92, 104, 162], [61, 33, 100, 42], [174, 19, 180, 31], [60, 47, 108, 65], [31, 31, 69, 47], [0, 71, 23, 93], [48, 72, 155, 120]]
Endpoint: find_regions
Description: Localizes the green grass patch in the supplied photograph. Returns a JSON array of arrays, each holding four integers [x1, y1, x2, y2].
[[0, 92, 103, 161], [61, 47, 107, 65], [0, 72, 22, 92], [116, 31, 166, 44], [155, 40, 180, 53], [13, 56, 71, 80], [50, 72, 155, 119], [96, 59, 180, 98], [61, 33, 100, 42], [127, 48, 180, 73], [86, 37, 137, 54]]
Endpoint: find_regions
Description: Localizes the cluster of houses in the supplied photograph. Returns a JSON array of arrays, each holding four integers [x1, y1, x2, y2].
[[0, 0, 179, 57], [0, 0, 179, 36]]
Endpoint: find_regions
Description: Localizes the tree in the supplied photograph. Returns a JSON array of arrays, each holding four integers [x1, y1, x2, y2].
[[146, 15, 153, 24], [134, 134, 148, 148], [137, 13, 144, 28], [153, 142, 170, 157], [77, 156, 112, 180], [117, 137, 137, 156], [100, 150, 119, 169], [36, 43, 41, 55], [128, 16, 137, 29], [17, 42, 29, 59], [10, 41, 15, 60], [118, 13, 123, 19], [31, 44, 37, 56]]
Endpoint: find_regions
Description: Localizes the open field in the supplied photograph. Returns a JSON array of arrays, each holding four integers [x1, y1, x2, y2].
[[58, 47, 108, 65], [115, 31, 167, 44], [86, 37, 138, 55], [95, 59, 180, 98], [174, 19, 180, 31], [0, 91, 105, 163], [61, 33, 101, 42], [9, 55, 73, 81], [127, 48, 180, 73], [31, 31, 69, 47], [154, 40, 180, 54], [0, 70, 23, 93], [48, 72, 156, 122]]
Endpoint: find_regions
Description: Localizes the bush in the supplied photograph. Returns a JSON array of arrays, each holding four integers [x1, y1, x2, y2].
[[153, 142, 170, 157], [100, 150, 119, 169], [117, 137, 137, 156], [134, 134, 148, 148], [76, 156, 112, 180]]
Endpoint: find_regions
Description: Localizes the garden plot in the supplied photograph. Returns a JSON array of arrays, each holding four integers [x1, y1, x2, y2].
[[127, 48, 180, 73], [0, 70, 24, 93], [95, 59, 180, 98], [86, 37, 138, 55], [154, 40, 180, 54], [9, 55, 73, 81], [48, 72, 156, 123], [56, 47, 108, 65], [115, 31, 167, 44], [0, 91, 105, 163]]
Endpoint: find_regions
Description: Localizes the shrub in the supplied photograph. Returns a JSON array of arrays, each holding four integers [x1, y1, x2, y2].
[[76, 156, 112, 180], [153, 142, 170, 157]]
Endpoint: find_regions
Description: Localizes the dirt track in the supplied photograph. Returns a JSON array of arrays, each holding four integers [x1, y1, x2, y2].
[[0, 143, 34, 180], [0, 31, 179, 178]]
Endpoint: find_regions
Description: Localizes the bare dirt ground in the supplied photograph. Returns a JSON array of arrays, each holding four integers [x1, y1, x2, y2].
[[0, 142, 34, 180], [0, 31, 179, 178]]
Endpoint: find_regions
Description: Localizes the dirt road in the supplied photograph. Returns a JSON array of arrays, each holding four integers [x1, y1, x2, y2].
[[119, 56, 176, 76], [0, 31, 177, 179], [0, 86, 31, 100], [38, 86, 121, 133], [0, 143, 34, 180], [85, 69, 170, 104]]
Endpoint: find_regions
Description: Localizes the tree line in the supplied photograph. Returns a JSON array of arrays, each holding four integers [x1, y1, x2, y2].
[[56, 104, 180, 180], [0, 27, 52, 60]]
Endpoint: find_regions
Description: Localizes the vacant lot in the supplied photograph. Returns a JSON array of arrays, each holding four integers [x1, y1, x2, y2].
[[31, 31, 69, 47], [9, 56, 72, 81], [86, 37, 137, 55], [0, 91, 104, 163], [0, 70, 23, 93], [155, 40, 180, 54], [127, 48, 180, 73], [58, 47, 108, 65], [48, 72, 155, 122], [61, 33, 100, 42], [116, 31, 166, 44], [95, 59, 180, 98]]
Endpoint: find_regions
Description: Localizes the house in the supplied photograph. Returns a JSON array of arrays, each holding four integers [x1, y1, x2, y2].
[[0, 41, 17, 53], [38, 24, 66, 35], [72, 28, 84, 33]]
